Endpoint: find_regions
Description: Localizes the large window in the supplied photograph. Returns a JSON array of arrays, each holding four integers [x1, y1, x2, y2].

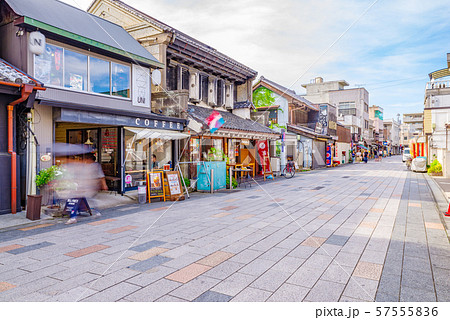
[[34, 43, 63, 86], [34, 43, 130, 98], [64, 50, 88, 91], [166, 66, 178, 91], [111, 62, 130, 98], [90, 57, 110, 95], [200, 74, 208, 103], [338, 101, 356, 116]]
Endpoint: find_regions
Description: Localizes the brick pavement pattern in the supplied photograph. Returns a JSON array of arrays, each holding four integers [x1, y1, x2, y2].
[[0, 156, 449, 302]]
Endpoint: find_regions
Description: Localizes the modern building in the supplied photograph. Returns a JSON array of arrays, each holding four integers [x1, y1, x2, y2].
[[369, 105, 384, 144], [0, 0, 188, 201], [88, 0, 278, 180], [302, 77, 370, 145], [383, 119, 401, 155], [425, 55, 450, 176], [401, 112, 423, 147]]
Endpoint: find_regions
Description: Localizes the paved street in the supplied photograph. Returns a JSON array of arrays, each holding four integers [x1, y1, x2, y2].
[[0, 156, 449, 302]]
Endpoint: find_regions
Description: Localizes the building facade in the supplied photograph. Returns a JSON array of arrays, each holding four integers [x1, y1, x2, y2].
[[0, 0, 188, 203], [383, 119, 401, 155], [88, 0, 279, 180], [401, 112, 424, 147], [302, 77, 370, 145]]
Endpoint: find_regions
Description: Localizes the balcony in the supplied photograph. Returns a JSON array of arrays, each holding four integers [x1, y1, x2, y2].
[[426, 80, 450, 91]]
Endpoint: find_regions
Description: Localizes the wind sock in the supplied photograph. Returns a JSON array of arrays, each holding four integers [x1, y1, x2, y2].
[[205, 110, 225, 133]]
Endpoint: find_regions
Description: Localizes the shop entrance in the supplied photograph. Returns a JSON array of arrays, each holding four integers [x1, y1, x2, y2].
[[56, 124, 120, 192]]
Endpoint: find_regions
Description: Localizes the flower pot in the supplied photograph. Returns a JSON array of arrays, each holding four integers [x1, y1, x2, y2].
[[26, 195, 42, 220]]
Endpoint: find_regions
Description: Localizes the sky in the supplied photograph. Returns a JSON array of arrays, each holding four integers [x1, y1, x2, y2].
[[61, 0, 450, 120]]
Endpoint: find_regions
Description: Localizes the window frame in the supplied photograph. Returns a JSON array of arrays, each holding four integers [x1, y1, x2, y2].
[[33, 42, 132, 100]]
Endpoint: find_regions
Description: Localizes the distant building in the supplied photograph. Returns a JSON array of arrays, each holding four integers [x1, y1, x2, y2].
[[383, 119, 401, 155], [369, 105, 384, 146], [425, 54, 450, 176], [401, 112, 424, 147], [302, 77, 370, 145]]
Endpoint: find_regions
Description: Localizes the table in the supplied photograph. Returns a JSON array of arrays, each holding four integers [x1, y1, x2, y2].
[[233, 168, 252, 188]]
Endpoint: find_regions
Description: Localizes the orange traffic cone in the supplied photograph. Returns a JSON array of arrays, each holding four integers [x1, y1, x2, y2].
[[444, 203, 450, 217]]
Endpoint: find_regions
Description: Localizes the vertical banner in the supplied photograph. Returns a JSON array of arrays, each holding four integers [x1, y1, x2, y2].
[[257, 140, 271, 173], [132, 64, 150, 107], [326, 145, 332, 167]]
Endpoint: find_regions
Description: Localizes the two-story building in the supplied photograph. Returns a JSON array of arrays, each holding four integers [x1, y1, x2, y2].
[[88, 0, 279, 180], [250, 76, 340, 170], [0, 0, 188, 197]]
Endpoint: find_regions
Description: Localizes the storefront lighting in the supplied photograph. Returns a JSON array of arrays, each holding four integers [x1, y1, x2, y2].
[[84, 130, 93, 145]]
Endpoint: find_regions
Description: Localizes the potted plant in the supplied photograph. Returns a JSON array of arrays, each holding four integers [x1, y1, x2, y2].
[[427, 159, 443, 176], [35, 165, 62, 207]]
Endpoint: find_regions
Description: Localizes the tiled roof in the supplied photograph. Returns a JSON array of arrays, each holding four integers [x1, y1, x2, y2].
[[4, 0, 160, 66], [233, 100, 254, 109], [0, 58, 41, 86], [187, 105, 279, 135], [105, 0, 257, 77], [257, 76, 317, 111]]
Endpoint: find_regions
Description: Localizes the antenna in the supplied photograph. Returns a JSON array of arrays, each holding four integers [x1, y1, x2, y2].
[[355, 84, 366, 88]]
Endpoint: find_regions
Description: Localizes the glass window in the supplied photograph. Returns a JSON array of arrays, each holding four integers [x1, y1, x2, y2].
[[90, 57, 110, 95], [34, 43, 63, 86], [124, 129, 150, 188], [112, 62, 130, 97], [64, 49, 88, 91]]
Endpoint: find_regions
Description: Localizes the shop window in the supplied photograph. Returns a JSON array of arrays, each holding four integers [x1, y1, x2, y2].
[[111, 63, 130, 98], [201, 138, 223, 161], [34, 43, 63, 86], [89, 57, 110, 95], [64, 49, 88, 91], [124, 128, 149, 188]]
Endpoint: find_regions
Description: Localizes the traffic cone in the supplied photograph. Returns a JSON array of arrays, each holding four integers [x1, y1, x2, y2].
[[444, 203, 450, 217]]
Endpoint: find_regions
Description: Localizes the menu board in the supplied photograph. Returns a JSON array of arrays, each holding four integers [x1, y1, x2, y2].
[[147, 171, 164, 197], [166, 172, 182, 195]]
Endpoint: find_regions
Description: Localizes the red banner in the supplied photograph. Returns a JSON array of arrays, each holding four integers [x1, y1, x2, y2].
[[257, 140, 271, 174]]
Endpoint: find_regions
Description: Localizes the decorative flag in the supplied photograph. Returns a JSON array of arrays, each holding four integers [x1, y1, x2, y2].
[[205, 111, 224, 133]]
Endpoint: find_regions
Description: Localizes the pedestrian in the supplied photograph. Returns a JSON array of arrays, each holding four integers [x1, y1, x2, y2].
[[375, 151, 379, 162], [379, 150, 383, 162], [363, 151, 368, 163], [64, 153, 107, 224]]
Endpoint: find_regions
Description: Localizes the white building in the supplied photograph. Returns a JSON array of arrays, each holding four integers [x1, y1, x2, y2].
[[383, 119, 401, 155], [302, 77, 369, 144]]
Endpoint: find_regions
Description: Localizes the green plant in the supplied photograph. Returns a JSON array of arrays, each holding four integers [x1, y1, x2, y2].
[[428, 159, 442, 174], [183, 177, 190, 188], [206, 147, 228, 162], [35, 165, 61, 188], [226, 174, 238, 189]]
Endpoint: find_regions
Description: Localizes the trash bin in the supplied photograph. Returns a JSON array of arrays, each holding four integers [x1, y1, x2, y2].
[[138, 186, 147, 204], [26, 195, 42, 220]]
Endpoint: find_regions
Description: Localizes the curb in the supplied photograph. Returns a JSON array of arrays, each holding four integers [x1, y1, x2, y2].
[[423, 173, 450, 234]]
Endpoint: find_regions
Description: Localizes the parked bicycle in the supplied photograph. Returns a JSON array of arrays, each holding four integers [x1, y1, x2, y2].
[[283, 161, 296, 178]]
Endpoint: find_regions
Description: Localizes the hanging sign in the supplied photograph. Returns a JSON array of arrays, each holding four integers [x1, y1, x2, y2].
[[132, 64, 150, 107], [29, 31, 46, 55]]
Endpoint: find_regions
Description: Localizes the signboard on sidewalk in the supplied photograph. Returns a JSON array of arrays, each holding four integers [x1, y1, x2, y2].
[[326, 145, 332, 166], [257, 140, 271, 174], [165, 171, 184, 201], [147, 170, 165, 202]]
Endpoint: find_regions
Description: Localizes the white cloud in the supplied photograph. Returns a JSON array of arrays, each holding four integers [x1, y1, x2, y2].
[[62, 0, 450, 119]]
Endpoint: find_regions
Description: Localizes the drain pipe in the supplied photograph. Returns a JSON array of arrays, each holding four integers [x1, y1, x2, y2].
[[7, 84, 34, 214]]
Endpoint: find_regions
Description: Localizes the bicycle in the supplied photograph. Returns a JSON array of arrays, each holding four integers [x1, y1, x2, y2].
[[283, 161, 295, 179]]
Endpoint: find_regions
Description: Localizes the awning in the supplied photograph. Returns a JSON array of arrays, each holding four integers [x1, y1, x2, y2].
[[125, 127, 189, 140], [357, 144, 368, 150]]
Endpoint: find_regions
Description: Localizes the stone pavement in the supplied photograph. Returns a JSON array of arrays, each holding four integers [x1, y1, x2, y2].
[[0, 155, 449, 302]]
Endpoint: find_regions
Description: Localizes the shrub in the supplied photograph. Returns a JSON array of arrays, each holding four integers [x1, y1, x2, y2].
[[35, 165, 61, 188], [226, 174, 238, 189], [427, 159, 442, 174], [183, 177, 190, 188]]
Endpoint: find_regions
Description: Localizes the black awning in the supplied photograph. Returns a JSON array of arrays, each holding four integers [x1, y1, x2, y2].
[[53, 107, 186, 131]]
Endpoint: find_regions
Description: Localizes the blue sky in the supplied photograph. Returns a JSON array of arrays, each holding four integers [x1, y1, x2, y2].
[[63, 0, 450, 120]]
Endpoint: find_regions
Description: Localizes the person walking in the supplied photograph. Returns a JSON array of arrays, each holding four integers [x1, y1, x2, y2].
[[379, 150, 383, 162], [363, 151, 368, 163]]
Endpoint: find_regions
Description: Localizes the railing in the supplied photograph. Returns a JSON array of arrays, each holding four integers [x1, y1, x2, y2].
[[426, 81, 450, 90]]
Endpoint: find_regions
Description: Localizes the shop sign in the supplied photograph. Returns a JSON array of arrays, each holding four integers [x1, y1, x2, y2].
[[326, 145, 332, 166], [132, 64, 150, 108], [40, 154, 51, 162], [29, 31, 45, 55], [135, 118, 182, 130], [257, 140, 271, 173], [166, 172, 182, 195], [125, 174, 132, 185], [241, 139, 250, 145]]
